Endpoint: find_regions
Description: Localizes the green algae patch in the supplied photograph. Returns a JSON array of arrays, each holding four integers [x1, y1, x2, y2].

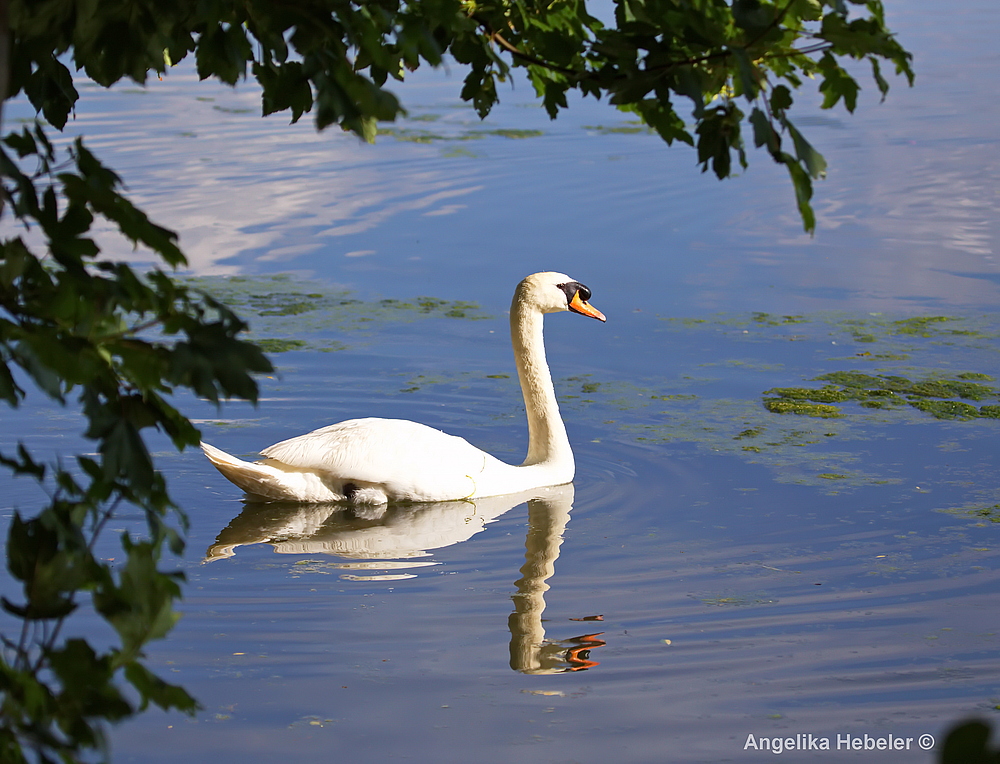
[[763, 400, 842, 418], [940, 503, 1000, 524], [258, 299, 320, 316], [765, 369, 1000, 421], [377, 127, 476, 143], [970, 505, 1000, 523], [186, 275, 491, 325], [470, 128, 544, 139], [254, 338, 309, 353], [763, 385, 851, 403], [751, 312, 808, 326], [828, 313, 989, 343], [583, 123, 655, 135], [441, 146, 478, 158], [377, 126, 544, 143], [379, 296, 481, 316], [700, 594, 775, 607], [850, 351, 910, 361], [859, 399, 902, 410], [182, 274, 494, 356], [814, 371, 881, 388], [908, 400, 980, 420], [376, 127, 486, 143], [891, 316, 957, 336]]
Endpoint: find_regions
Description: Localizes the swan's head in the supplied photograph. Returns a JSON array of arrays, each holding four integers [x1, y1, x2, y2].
[[515, 272, 606, 322]]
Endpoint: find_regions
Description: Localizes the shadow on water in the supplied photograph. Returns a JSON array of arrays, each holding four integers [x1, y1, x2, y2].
[[205, 484, 607, 675]]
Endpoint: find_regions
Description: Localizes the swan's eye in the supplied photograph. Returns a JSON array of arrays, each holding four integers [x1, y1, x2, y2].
[[557, 281, 590, 306]]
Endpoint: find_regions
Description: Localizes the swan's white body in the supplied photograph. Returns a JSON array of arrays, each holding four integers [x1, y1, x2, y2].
[[201, 272, 605, 504]]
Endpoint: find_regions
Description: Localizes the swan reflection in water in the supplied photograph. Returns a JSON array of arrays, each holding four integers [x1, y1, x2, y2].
[[206, 484, 605, 674]]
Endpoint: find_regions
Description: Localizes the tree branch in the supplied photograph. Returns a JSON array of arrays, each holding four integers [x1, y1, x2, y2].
[[471, 9, 831, 86], [488, 29, 581, 77]]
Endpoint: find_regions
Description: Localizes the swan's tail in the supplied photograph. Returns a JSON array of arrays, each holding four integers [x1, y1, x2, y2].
[[200, 442, 336, 502]]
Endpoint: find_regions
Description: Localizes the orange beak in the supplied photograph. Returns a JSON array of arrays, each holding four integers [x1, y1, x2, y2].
[[569, 291, 606, 322]]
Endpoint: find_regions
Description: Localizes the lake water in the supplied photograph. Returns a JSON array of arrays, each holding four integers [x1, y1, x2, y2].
[[2, 1, 999, 762]]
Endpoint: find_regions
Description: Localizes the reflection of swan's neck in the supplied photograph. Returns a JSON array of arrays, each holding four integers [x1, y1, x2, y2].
[[511, 294, 571, 470], [508, 490, 572, 674]]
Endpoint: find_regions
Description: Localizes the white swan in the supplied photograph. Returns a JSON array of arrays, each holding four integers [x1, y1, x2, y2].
[[201, 272, 605, 504]]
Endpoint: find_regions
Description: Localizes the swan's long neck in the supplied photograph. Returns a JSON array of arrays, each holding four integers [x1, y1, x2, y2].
[[510, 294, 572, 470]]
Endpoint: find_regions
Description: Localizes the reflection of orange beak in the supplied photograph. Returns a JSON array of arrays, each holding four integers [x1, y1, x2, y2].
[[564, 632, 607, 671], [569, 292, 607, 322]]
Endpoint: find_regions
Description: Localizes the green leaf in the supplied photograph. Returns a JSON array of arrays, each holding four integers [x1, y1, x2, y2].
[[782, 119, 827, 178], [3, 127, 39, 159], [196, 24, 252, 85], [49, 639, 133, 722], [124, 662, 199, 714], [731, 48, 760, 101], [0, 445, 46, 479], [940, 721, 997, 764], [695, 105, 744, 179], [60, 142, 186, 267], [675, 68, 707, 118], [749, 108, 780, 154], [0, 359, 25, 405], [11, 341, 63, 402], [22, 58, 79, 131], [254, 61, 314, 123], [781, 153, 816, 233], [732, 0, 775, 32], [4, 511, 89, 619], [94, 538, 184, 658], [791, 0, 822, 22], [626, 100, 693, 146], [817, 52, 860, 112], [770, 84, 793, 113], [100, 419, 153, 485], [869, 56, 890, 100]]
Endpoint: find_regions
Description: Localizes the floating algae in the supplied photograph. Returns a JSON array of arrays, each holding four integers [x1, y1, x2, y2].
[[183, 274, 492, 355], [763, 400, 843, 418], [763, 371, 1000, 421]]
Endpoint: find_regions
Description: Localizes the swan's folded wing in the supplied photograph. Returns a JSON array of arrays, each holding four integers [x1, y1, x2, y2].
[[258, 418, 510, 501]]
